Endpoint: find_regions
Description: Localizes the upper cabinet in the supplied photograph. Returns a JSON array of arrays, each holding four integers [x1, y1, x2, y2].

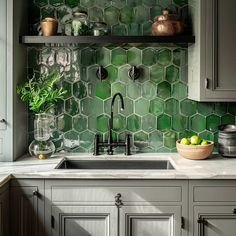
[[188, 0, 236, 101], [0, 0, 8, 159], [0, 0, 28, 162], [0, 0, 7, 129]]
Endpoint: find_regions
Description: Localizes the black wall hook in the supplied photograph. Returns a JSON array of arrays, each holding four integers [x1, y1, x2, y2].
[[128, 66, 140, 81], [96, 66, 108, 81]]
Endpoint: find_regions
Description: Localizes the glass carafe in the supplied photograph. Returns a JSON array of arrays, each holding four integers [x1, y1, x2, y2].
[[29, 113, 55, 159], [72, 11, 90, 36]]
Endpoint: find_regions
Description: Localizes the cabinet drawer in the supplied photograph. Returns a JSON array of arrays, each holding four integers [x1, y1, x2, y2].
[[194, 186, 236, 202], [51, 186, 182, 203]]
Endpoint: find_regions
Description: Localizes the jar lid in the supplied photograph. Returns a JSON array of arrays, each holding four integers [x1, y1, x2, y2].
[[73, 10, 88, 17], [154, 8, 180, 22], [92, 22, 107, 29], [219, 124, 236, 133]]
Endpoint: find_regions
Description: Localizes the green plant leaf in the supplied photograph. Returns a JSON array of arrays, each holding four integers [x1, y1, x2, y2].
[[16, 70, 67, 113]]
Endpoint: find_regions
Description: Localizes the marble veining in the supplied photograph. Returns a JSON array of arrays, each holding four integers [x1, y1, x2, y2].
[[1, 153, 236, 185]]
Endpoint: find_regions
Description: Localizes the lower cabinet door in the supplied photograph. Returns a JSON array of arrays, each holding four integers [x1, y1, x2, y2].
[[195, 206, 236, 236], [51, 205, 118, 236], [10, 186, 44, 236], [0, 185, 9, 236], [120, 205, 182, 236]]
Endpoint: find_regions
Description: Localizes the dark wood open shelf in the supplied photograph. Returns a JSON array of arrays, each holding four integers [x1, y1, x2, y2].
[[20, 35, 195, 45]]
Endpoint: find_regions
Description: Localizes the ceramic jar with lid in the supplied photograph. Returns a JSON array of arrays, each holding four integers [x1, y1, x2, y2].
[[152, 9, 184, 36], [72, 11, 90, 36], [218, 125, 236, 157]]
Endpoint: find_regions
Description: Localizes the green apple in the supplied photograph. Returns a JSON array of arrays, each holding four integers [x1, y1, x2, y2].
[[201, 140, 208, 145], [180, 138, 190, 145], [190, 135, 201, 145]]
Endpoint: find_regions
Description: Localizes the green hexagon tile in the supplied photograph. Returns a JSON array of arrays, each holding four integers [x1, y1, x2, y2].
[[28, 0, 236, 153]]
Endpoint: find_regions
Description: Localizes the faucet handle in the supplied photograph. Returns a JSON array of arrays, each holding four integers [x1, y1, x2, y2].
[[96, 66, 108, 82], [93, 134, 100, 156], [125, 134, 132, 156], [128, 66, 140, 81]]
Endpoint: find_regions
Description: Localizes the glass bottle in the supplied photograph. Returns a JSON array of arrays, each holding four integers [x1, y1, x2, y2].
[[29, 113, 55, 159], [72, 11, 90, 36]]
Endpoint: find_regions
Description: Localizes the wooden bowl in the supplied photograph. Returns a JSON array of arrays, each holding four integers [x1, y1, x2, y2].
[[176, 140, 214, 160]]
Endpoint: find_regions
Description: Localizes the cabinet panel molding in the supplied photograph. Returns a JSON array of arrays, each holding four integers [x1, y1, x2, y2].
[[51, 186, 182, 203], [51, 205, 118, 236], [194, 206, 236, 236], [194, 186, 236, 202], [120, 205, 182, 236]]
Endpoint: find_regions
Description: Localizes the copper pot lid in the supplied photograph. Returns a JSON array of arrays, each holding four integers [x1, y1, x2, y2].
[[154, 9, 180, 22]]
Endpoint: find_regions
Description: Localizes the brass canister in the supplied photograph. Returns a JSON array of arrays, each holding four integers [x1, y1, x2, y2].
[[40, 17, 58, 36]]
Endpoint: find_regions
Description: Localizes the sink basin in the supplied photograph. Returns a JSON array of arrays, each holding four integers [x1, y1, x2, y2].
[[55, 159, 175, 170]]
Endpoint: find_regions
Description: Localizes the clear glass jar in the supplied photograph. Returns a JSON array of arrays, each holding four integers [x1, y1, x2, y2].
[[29, 113, 55, 159], [72, 11, 90, 36], [92, 22, 108, 36]]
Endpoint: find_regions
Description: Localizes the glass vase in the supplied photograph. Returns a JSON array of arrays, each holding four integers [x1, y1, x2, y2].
[[29, 113, 55, 159]]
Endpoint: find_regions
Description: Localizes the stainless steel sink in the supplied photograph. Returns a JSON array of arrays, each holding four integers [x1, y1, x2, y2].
[[55, 159, 175, 170]]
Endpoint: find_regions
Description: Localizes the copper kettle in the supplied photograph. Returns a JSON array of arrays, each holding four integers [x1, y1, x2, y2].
[[152, 9, 184, 36]]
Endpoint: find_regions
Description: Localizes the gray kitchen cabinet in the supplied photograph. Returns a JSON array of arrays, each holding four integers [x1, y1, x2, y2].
[[195, 206, 236, 236], [120, 205, 182, 236], [10, 179, 45, 236], [51, 205, 118, 236], [45, 179, 188, 236], [189, 180, 236, 236], [188, 0, 236, 101], [0, 0, 28, 162], [0, 0, 7, 160], [0, 182, 9, 236]]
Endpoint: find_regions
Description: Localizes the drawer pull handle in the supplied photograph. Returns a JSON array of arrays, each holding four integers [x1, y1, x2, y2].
[[198, 217, 206, 236], [205, 78, 209, 89], [232, 208, 236, 214], [115, 193, 123, 208]]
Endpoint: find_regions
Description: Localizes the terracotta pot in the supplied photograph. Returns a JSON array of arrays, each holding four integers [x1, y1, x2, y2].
[[152, 9, 184, 36], [40, 17, 58, 36], [176, 140, 214, 160]]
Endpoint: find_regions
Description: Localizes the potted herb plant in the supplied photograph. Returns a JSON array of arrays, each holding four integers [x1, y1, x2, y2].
[[17, 70, 66, 159]]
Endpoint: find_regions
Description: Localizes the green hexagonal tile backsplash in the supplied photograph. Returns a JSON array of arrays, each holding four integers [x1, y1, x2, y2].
[[28, 0, 236, 153]]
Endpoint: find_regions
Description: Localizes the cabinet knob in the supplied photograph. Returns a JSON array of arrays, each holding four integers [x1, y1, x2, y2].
[[232, 208, 236, 214], [0, 119, 6, 124], [33, 190, 39, 197], [115, 193, 123, 208]]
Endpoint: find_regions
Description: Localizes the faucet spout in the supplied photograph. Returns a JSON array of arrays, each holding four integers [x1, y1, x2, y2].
[[108, 93, 124, 155], [110, 93, 124, 130]]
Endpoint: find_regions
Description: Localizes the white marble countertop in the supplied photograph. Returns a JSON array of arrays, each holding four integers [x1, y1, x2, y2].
[[0, 174, 12, 188], [0, 153, 236, 185]]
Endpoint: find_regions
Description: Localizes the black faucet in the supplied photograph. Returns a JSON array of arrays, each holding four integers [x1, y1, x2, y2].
[[93, 93, 131, 156], [107, 93, 124, 155]]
